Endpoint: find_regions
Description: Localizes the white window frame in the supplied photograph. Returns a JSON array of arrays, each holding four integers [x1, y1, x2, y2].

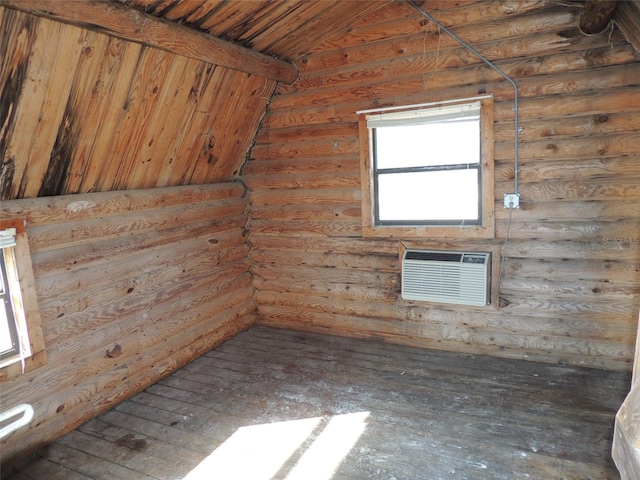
[[359, 97, 495, 239], [1, 228, 26, 363]]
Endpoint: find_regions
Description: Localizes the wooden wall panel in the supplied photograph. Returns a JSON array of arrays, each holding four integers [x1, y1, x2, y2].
[[0, 183, 256, 464], [0, 6, 277, 200], [245, 1, 640, 371]]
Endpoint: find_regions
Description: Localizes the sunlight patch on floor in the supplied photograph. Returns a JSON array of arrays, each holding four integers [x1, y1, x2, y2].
[[285, 411, 370, 479], [183, 412, 370, 480]]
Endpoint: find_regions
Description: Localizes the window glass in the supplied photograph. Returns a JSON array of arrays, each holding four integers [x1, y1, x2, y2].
[[370, 101, 482, 225], [0, 250, 21, 361], [377, 169, 479, 222], [375, 119, 480, 169]]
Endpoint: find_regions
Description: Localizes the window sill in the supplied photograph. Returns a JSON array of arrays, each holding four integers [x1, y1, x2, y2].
[[0, 350, 47, 381], [362, 224, 495, 240]]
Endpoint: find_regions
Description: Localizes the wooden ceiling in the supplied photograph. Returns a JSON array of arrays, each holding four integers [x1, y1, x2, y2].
[[1, 0, 639, 200], [0, 0, 396, 200], [116, 0, 393, 61]]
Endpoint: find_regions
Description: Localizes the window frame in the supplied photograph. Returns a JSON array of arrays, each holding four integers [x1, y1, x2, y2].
[[0, 251, 21, 361], [0, 218, 46, 381], [359, 97, 495, 239]]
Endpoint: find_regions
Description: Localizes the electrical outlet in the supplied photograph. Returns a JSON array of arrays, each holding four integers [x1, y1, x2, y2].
[[504, 193, 520, 209]]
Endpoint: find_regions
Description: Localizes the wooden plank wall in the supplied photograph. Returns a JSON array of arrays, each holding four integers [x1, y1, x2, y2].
[[0, 183, 256, 464], [245, 1, 640, 371], [0, 6, 277, 200]]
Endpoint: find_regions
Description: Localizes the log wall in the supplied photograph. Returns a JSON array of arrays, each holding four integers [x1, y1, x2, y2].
[[0, 183, 256, 463], [245, 1, 640, 371]]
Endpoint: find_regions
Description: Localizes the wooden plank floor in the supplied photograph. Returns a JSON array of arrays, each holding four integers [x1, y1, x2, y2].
[[5, 326, 631, 480]]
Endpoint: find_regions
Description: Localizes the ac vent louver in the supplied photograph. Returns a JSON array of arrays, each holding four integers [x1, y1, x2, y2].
[[401, 250, 490, 306]]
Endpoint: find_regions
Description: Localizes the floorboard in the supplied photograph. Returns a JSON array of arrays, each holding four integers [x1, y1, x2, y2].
[[5, 326, 631, 479]]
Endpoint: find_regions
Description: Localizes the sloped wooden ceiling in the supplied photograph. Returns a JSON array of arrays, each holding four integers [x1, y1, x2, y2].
[[0, 0, 391, 200], [1, 0, 639, 200], [117, 0, 392, 61]]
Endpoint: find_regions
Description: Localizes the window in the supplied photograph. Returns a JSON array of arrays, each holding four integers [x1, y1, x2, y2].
[[0, 219, 46, 380], [1, 231, 22, 361], [359, 97, 494, 239]]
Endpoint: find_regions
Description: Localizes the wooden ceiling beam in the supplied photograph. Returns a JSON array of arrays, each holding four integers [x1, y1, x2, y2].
[[579, 0, 619, 35], [0, 0, 299, 84]]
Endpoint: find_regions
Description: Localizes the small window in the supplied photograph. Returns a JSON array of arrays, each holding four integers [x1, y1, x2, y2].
[[1, 233, 22, 361], [0, 220, 46, 380], [359, 97, 495, 239]]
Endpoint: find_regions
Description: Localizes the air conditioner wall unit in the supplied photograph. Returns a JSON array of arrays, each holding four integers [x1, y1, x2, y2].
[[401, 250, 491, 306]]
